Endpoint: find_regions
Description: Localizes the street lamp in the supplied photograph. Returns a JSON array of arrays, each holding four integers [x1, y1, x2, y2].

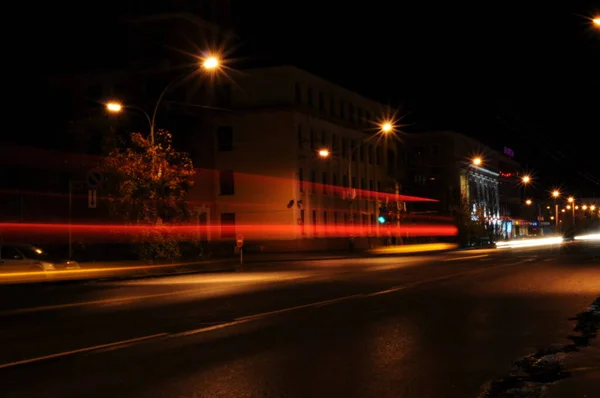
[[107, 53, 222, 145], [591, 205, 596, 211], [318, 149, 330, 158], [551, 190, 560, 230], [593, 17, 600, 27], [522, 175, 531, 184], [525, 199, 532, 206], [472, 157, 482, 166]]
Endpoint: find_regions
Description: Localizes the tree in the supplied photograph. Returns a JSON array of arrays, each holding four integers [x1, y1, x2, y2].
[[103, 130, 196, 261]]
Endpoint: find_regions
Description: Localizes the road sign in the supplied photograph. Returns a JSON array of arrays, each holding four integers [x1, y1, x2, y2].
[[236, 235, 244, 248], [86, 168, 104, 189], [88, 189, 97, 209]]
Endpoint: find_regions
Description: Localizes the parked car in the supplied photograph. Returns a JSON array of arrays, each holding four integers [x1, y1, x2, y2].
[[0, 244, 80, 273]]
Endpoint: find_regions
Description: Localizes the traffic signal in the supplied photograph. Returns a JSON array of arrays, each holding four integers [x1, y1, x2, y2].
[[378, 207, 389, 224]]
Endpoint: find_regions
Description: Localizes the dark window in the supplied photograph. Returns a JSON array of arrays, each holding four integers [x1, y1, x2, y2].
[[334, 212, 338, 225], [387, 149, 396, 174], [348, 103, 355, 122], [351, 176, 357, 188], [322, 172, 328, 194], [377, 181, 382, 192], [339, 100, 345, 118], [312, 210, 317, 231], [318, 92, 325, 111], [311, 170, 316, 192], [220, 213, 236, 238], [341, 137, 347, 157], [357, 108, 363, 124], [366, 110, 371, 122], [217, 126, 233, 151], [343, 174, 348, 188], [376, 147, 382, 165], [351, 141, 357, 161], [369, 180, 374, 191], [321, 130, 327, 146], [360, 178, 365, 190], [360, 146, 365, 162], [329, 96, 336, 116], [219, 170, 234, 195], [332, 134, 337, 152], [307, 88, 313, 106], [310, 129, 315, 149], [368, 146, 374, 164], [332, 173, 338, 187], [323, 211, 327, 225], [298, 168, 304, 192], [294, 83, 302, 103]]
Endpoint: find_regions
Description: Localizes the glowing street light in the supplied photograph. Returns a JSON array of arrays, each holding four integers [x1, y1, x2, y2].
[[381, 122, 393, 133], [202, 55, 220, 70], [525, 199, 532, 205], [472, 157, 482, 166], [593, 17, 600, 27], [568, 197, 574, 203], [591, 205, 596, 211], [582, 205, 588, 210], [106, 102, 122, 112], [318, 149, 330, 158], [522, 175, 531, 184], [552, 190, 560, 198]]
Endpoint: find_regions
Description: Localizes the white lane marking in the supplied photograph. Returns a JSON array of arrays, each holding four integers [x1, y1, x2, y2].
[[0, 333, 168, 370], [237, 294, 365, 321], [0, 260, 526, 370], [444, 254, 489, 261]]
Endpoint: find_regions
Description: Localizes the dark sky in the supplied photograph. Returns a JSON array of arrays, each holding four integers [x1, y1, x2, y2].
[[229, 1, 600, 197], [24, 1, 600, 197]]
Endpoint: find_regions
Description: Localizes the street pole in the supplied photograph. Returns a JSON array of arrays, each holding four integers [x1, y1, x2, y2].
[[68, 181, 73, 260], [554, 200, 558, 231]]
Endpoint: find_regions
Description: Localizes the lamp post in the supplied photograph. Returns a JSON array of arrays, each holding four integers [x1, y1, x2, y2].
[[106, 55, 221, 145], [552, 190, 560, 231]]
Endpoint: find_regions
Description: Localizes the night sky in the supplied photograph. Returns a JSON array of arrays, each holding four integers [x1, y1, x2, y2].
[[27, 1, 600, 197]]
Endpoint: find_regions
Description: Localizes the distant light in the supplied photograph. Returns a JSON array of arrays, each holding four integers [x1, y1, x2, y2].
[[552, 190, 560, 198], [203, 56, 220, 69], [381, 122, 393, 133], [318, 149, 330, 158], [472, 157, 482, 166], [378, 216, 386, 224], [522, 175, 531, 184], [525, 199, 532, 205], [106, 102, 122, 112], [593, 17, 600, 26]]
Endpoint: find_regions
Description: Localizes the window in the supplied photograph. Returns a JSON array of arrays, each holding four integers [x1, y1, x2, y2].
[[321, 130, 327, 147], [219, 170, 234, 195], [295, 82, 302, 103], [387, 149, 396, 174], [344, 212, 348, 224], [307, 88, 313, 107], [329, 96, 336, 116], [351, 141, 357, 161], [220, 213, 236, 238], [332, 134, 337, 152], [360, 178, 365, 190], [341, 137, 347, 157], [360, 146, 365, 162], [343, 174, 349, 188], [312, 210, 317, 232], [322, 172, 328, 194], [368, 146, 374, 164], [348, 103, 355, 122], [369, 180, 374, 191], [310, 129, 315, 149], [298, 168, 304, 192], [332, 173, 338, 187], [323, 211, 327, 225], [357, 108, 363, 124], [339, 100, 345, 118], [217, 126, 233, 151], [334, 212, 338, 225], [297, 125, 303, 149], [377, 181, 381, 192], [311, 170, 316, 192], [376, 147, 382, 165], [366, 110, 371, 122], [318, 92, 325, 111], [351, 176, 357, 189]]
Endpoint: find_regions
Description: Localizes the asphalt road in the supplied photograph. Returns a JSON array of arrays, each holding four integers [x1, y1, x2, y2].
[[0, 245, 598, 397]]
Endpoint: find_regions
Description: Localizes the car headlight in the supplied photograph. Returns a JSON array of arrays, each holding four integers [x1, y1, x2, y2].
[[39, 262, 55, 270]]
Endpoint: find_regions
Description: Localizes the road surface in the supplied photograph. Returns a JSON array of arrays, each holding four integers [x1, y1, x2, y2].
[[0, 246, 598, 397]]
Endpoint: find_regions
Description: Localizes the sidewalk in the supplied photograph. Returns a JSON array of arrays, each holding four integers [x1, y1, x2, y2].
[[78, 250, 361, 269], [544, 338, 600, 398]]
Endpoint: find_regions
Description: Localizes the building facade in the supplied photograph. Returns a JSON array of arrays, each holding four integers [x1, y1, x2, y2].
[[190, 66, 402, 249], [402, 131, 502, 244]]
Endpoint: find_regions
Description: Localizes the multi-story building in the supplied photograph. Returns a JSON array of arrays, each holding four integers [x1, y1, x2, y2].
[[190, 66, 404, 250], [402, 131, 502, 244]]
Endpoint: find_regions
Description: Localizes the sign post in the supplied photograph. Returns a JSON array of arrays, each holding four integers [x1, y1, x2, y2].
[[236, 235, 244, 266], [88, 189, 97, 209]]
